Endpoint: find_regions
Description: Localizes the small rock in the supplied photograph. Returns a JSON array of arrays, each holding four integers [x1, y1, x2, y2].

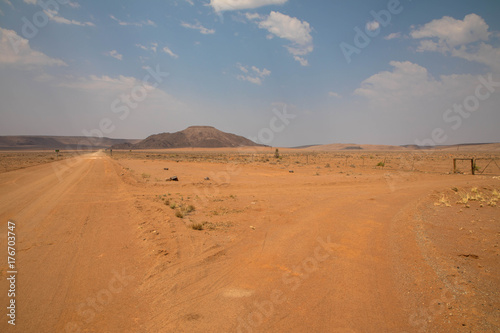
[[164, 168, 169, 170], [250, 226, 256, 230], [166, 176, 179, 181], [289, 170, 294, 173], [204, 177, 210, 180]]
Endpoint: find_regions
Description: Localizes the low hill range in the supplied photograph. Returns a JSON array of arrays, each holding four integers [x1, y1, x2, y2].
[[0, 135, 139, 150], [111, 126, 263, 149], [0, 126, 498, 151], [302, 142, 500, 151]]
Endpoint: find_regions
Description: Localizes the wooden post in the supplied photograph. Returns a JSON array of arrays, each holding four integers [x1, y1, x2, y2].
[[453, 159, 457, 173], [471, 159, 475, 175]]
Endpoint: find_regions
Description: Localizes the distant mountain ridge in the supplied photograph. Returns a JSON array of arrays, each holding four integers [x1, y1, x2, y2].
[[0, 136, 139, 150], [112, 126, 263, 149]]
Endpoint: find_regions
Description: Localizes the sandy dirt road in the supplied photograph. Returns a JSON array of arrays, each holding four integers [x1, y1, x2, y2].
[[0, 152, 150, 332], [0, 151, 498, 332]]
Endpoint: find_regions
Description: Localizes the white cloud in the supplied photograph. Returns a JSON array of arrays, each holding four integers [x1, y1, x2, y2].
[[354, 61, 438, 104], [136, 42, 158, 53], [256, 11, 313, 66], [184, 0, 194, 5], [22, 0, 36, 4], [237, 64, 271, 85], [33, 73, 55, 82], [163, 46, 179, 59], [415, 39, 439, 52], [56, 75, 149, 91], [328, 92, 342, 98], [68, 2, 80, 8], [104, 50, 123, 61], [354, 61, 480, 108], [411, 13, 489, 48], [366, 21, 380, 32], [44, 10, 94, 26], [451, 43, 500, 72], [237, 75, 262, 85], [384, 32, 401, 40], [411, 13, 499, 72], [259, 11, 312, 47], [245, 12, 263, 21], [237, 63, 248, 73], [110, 15, 156, 27], [0, 28, 67, 68], [209, 0, 287, 12], [293, 56, 308, 67], [181, 21, 215, 34], [251, 65, 270, 77]]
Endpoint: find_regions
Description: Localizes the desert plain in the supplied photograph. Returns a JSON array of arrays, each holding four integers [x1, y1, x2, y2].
[[0, 147, 499, 332]]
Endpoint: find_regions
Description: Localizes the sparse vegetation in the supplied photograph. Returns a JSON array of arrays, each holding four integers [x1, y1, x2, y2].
[[434, 194, 451, 207], [191, 223, 203, 230], [142, 173, 151, 179], [438, 187, 500, 208], [377, 161, 385, 167], [175, 210, 184, 218]]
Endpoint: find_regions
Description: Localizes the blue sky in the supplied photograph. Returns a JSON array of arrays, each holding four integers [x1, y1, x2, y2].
[[0, 0, 499, 147]]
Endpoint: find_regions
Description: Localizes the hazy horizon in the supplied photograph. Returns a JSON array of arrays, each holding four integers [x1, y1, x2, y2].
[[1, 130, 499, 149], [1, 0, 499, 147]]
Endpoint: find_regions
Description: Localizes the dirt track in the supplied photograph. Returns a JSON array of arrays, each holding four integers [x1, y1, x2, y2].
[[0, 151, 498, 332]]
